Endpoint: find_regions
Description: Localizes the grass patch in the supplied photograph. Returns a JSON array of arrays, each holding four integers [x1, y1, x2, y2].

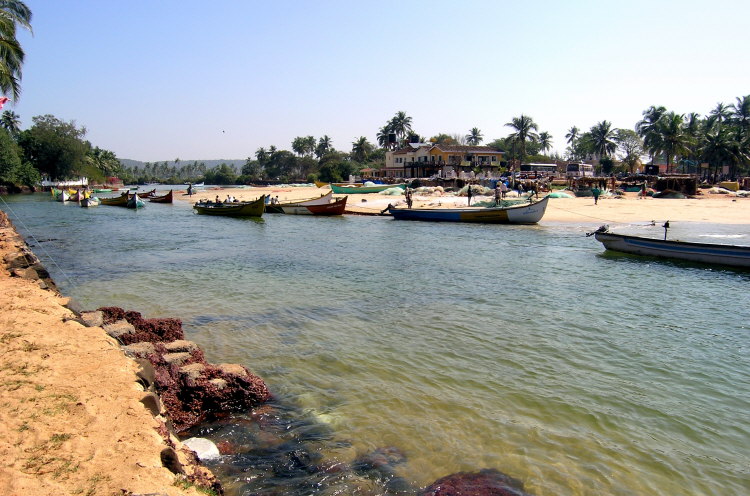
[[174, 475, 219, 496], [0, 331, 23, 343], [22, 433, 77, 477], [73, 473, 111, 496]]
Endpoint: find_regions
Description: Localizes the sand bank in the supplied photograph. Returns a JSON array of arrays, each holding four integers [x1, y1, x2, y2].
[[0, 213, 209, 496], [178, 185, 750, 225]]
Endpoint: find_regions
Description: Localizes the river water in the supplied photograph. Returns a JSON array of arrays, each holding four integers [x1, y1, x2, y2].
[[2, 192, 749, 496]]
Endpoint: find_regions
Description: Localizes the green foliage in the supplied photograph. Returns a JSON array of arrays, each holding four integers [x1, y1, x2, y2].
[[203, 163, 237, 185], [17, 114, 88, 179], [0, 126, 22, 182]]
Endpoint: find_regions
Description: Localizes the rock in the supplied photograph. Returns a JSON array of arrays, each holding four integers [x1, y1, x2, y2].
[[103, 319, 136, 339], [140, 392, 163, 416], [122, 342, 157, 358], [181, 437, 221, 462], [160, 447, 184, 474], [135, 358, 157, 390], [164, 340, 199, 353], [79, 310, 104, 327], [179, 363, 206, 380], [37, 280, 48, 290], [12, 267, 38, 280], [163, 352, 191, 366], [216, 363, 248, 378], [208, 378, 227, 390], [420, 468, 533, 496], [5, 253, 33, 269]]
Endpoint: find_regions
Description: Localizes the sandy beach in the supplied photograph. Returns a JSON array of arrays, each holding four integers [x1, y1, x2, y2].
[[0, 186, 748, 495], [181, 185, 750, 225]]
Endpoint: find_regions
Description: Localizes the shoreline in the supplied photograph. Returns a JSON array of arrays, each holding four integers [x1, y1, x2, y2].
[[0, 211, 220, 496], [175, 185, 750, 226]]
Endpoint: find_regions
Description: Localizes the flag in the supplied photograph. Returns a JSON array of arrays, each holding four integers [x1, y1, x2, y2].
[[0, 97, 9, 109]]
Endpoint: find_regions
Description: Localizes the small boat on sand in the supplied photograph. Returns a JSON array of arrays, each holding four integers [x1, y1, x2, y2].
[[148, 190, 173, 203], [193, 196, 266, 217], [265, 191, 333, 213], [591, 226, 750, 268], [330, 183, 406, 194], [388, 196, 549, 224], [281, 196, 347, 215]]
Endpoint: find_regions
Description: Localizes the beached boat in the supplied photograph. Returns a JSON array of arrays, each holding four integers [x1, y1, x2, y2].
[[329, 183, 406, 194], [265, 191, 333, 213], [99, 192, 130, 206], [80, 197, 99, 207], [93, 188, 112, 193], [127, 194, 145, 209], [129, 189, 156, 198], [592, 227, 750, 268], [281, 196, 347, 215], [148, 190, 173, 203], [193, 196, 266, 217], [388, 196, 549, 224]]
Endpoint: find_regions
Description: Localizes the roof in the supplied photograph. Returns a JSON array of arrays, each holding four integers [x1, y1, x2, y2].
[[430, 145, 503, 154]]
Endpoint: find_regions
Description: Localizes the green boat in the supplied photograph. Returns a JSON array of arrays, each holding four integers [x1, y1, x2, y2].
[[193, 195, 266, 217], [93, 188, 112, 193], [329, 183, 406, 194]]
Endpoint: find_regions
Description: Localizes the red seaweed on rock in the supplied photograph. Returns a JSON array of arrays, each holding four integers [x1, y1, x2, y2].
[[420, 469, 534, 496], [133, 342, 271, 432], [98, 306, 184, 344]]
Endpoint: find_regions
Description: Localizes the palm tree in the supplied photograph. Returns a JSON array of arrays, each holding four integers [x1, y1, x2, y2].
[[504, 114, 538, 164], [315, 135, 332, 159], [389, 111, 413, 144], [351, 136, 373, 163], [655, 112, 691, 173], [730, 95, 750, 130], [636, 105, 667, 163], [538, 132, 552, 154], [709, 102, 732, 126], [465, 127, 483, 145], [565, 126, 579, 145], [255, 147, 268, 165], [0, 0, 32, 101], [588, 121, 617, 160], [1, 109, 20, 135]]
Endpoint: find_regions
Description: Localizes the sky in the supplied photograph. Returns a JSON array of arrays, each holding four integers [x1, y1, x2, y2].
[[8, 0, 750, 162]]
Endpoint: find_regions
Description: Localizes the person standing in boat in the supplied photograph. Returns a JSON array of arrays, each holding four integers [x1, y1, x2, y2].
[[494, 184, 501, 206]]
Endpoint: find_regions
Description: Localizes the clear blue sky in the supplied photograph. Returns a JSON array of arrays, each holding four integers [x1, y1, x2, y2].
[[10, 0, 750, 162]]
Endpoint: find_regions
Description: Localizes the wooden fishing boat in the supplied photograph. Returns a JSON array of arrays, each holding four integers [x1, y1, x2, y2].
[[129, 189, 156, 198], [148, 190, 173, 203], [193, 196, 266, 217], [265, 191, 333, 213], [281, 196, 347, 215], [69, 190, 91, 202], [388, 196, 549, 224], [127, 194, 145, 209], [93, 188, 112, 193], [81, 197, 99, 207], [99, 192, 130, 206], [329, 183, 406, 194], [592, 227, 750, 268]]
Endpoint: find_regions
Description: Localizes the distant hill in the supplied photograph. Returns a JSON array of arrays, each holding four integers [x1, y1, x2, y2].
[[119, 159, 247, 169]]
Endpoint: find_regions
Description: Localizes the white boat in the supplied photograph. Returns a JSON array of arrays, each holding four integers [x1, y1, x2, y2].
[[388, 196, 549, 224], [81, 197, 100, 207], [592, 226, 750, 268]]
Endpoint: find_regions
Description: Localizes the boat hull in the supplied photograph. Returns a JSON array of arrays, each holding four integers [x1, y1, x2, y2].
[[193, 196, 266, 217], [148, 190, 173, 203], [388, 196, 549, 224], [594, 232, 750, 268], [281, 196, 347, 215], [99, 193, 130, 206], [265, 191, 333, 213], [330, 183, 406, 194]]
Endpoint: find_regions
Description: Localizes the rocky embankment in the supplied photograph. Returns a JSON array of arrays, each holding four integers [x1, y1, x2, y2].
[[0, 208, 537, 496]]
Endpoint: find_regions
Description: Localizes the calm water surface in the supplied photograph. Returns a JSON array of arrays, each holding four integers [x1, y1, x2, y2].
[[2, 192, 749, 496]]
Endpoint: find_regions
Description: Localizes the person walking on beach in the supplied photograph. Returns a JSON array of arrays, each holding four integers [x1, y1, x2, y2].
[[187, 183, 193, 196], [494, 185, 501, 206], [467, 184, 473, 206], [405, 187, 413, 208], [592, 186, 601, 205]]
